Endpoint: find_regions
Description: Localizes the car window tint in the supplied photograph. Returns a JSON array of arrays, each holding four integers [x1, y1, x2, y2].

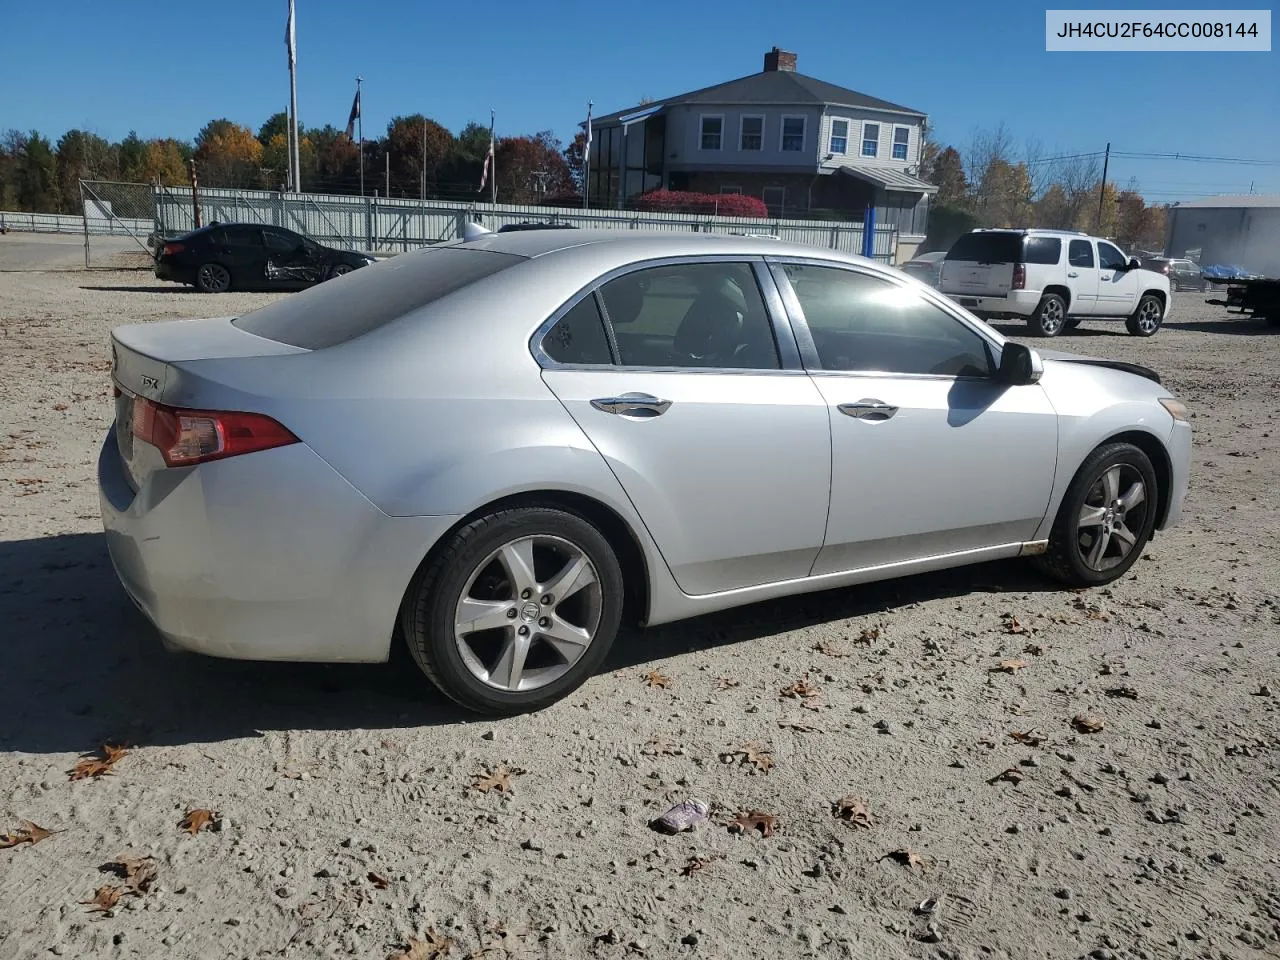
[[542, 295, 614, 365], [233, 247, 524, 349], [945, 232, 1022, 263], [263, 229, 295, 252], [1025, 237, 1062, 264], [783, 264, 993, 378], [1098, 242, 1126, 270], [598, 262, 779, 370], [224, 227, 263, 247], [1069, 239, 1095, 268]]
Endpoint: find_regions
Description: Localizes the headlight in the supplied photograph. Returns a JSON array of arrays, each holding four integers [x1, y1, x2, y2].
[[1159, 397, 1190, 422]]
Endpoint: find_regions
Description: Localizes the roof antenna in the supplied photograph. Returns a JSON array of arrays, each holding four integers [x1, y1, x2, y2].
[[462, 220, 493, 242]]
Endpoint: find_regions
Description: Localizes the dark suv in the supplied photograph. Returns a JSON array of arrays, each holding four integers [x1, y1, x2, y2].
[[154, 223, 373, 293], [1141, 257, 1206, 292]]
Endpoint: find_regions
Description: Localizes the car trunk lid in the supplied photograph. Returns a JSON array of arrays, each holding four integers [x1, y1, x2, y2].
[[110, 317, 308, 490], [941, 232, 1021, 298]]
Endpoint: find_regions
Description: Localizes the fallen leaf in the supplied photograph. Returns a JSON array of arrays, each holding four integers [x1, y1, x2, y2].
[[880, 848, 927, 870], [367, 872, 390, 890], [472, 765, 524, 794], [814, 641, 848, 658], [1001, 614, 1031, 635], [833, 795, 873, 829], [68, 743, 129, 781], [53, 403, 68, 411], [855, 626, 881, 645], [179, 808, 216, 836], [988, 767, 1025, 786], [1073, 714, 1105, 734], [780, 675, 819, 700], [640, 737, 684, 756], [387, 927, 454, 960], [1050, 614, 1081, 625], [728, 810, 777, 837], [1007, 729, 1045, 747], [991, 658, 1031, 674], [101, 855, 157, 894], [1023, 643, 1045, 656], [726, 741, 774, 774], [1106, 686, 1139, 700], [714, 676, 740, 690], [777, 718, 823, 733], [1084, 608, 1110, 622], [679, 855, 720, 877], [642, 670, 671, 689], [0, 820, 55, 849], [81, 884, 124, 913]]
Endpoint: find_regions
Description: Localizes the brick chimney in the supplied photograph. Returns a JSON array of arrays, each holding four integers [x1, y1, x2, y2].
[[763, 47, 797, 72]]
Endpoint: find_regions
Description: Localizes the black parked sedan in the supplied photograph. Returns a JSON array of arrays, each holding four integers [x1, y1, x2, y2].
[[154, 222, 374, 292]]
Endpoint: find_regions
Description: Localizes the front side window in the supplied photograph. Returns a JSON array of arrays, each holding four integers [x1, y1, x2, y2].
[[1097, 242, 1127, 270], [700, 116, 723, 150], [829, 119, 849, 154], [1069, 239, 1095, 267], [781, 117, 805, 151], [781, 263, 993, 378], [598, 262, 780, 370], [862, 123, 880, 157], [740, 116, 763, 150], [542, 294, 613, 365], [263, 229, 296, 252], [892, 126, 910, 161]]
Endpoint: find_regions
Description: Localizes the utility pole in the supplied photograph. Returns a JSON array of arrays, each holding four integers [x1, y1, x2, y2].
[[421, 121, 427, 201], [357, 76, 364, 197], [286, 0, 300, 192], [1096, 141, 1111, 233], [188, 159, 202, 229], [385, 151, 390, 198]]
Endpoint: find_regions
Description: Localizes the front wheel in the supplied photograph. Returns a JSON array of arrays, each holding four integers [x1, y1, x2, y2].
[[1028, 294, 1067, 337], [1034, 442, 1159, 587], [1125, 294, 1164, 337], [400, 506, 625, 715]]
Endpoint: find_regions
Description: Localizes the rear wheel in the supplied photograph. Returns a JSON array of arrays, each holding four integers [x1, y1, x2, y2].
[[1125, 294, 1164, 337], [195, 262, 232, 293], [1034, 442, 1158, 587], [400, 506, 625, 715], [1028, 293, 1067, 337]]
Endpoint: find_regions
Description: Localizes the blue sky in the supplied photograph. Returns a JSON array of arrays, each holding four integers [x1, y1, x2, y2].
[[6, 0, 1278, 200]]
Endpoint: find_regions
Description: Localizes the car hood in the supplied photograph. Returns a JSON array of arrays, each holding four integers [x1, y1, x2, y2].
[[1037, 349, 1161, 385]]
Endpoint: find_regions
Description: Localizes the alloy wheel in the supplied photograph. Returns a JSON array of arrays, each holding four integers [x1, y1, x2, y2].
[[453, 535, 603, 693], [1075, 464, 1149, 572], [1135, 297, 1162, 334], [197, 263, 231, 292], [1038, 297, 1065, 335]]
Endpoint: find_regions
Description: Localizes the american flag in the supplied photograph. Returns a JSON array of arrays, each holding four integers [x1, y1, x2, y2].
[[344, 86, 361, 140], [478, 112, 495, 193], [285, 0, 296, 69]]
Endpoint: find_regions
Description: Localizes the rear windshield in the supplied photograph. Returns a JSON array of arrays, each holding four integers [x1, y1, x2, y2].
[[232, 247, 524, 349], [945, 232, 1023, 264]]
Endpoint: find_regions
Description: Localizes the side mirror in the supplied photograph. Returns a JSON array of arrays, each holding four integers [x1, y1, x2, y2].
[[1127, 257, 1142, 270], [997, 342, 1043, 385]]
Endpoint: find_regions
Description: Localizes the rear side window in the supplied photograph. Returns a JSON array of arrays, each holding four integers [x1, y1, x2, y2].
[[1069, 240, 1095, 268], [1024, 237, 1061, 264], [542, 295, 614, 365], [224, 227, 263, 247], [233, 247, 523, 349], [944, 232, 1023, 264]]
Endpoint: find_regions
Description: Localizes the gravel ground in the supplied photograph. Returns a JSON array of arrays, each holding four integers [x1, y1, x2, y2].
[[1, 257, 1278, 960]]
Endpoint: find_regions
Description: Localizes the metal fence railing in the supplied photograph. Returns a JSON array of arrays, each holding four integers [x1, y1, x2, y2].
[[7, 183, 902, 267]]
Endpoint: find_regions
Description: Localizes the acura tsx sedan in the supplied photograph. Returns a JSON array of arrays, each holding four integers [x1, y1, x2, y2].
[[99, 229, 1191, 715]]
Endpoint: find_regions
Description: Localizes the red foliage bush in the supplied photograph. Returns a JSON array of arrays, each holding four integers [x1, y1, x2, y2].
[[631, 189, 768, 218]]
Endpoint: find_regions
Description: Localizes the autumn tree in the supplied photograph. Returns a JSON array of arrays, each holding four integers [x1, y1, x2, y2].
[[306, 125, 360, 194], [564, 130, 588, 191], [384, 115, 454, 198], [194, 119, 263, 188], [975, 159, 1032, 228], [138, 139, 192, 187], [927, 146, 967, 207], [493, 131, 574, 204]]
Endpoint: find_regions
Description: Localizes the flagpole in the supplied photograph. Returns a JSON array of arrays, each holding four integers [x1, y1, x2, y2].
[[489, 109, 496, 205], [357, 75, 364, 197], [288, 8, 300, 192], [583, 100, 592, 210]]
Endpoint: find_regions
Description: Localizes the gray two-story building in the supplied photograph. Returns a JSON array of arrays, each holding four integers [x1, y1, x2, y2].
[[587, 47, 936, 249]]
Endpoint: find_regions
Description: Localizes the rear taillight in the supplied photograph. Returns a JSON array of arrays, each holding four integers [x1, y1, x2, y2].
[[162, 242, 184, 256], [131, 397, 298, 467], [1012, 263, 1026, 290]]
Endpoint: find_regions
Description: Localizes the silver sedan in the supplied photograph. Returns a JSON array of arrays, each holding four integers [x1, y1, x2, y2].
[[99, 229, 1192, 715]]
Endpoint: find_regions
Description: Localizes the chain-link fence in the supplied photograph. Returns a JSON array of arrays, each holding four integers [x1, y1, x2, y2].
[[79, 181, 159, 269]]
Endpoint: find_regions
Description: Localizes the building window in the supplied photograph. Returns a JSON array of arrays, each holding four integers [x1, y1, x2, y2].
[[862, 123, 879, 158], [781, 116, 805, 152], [892, 126, 910, 161], [739, 115, 763, 151], [700, 115, 723, 151], [719, 186, 742, 194], [829, 119, 848, 155], [762, 186, 786, 215]]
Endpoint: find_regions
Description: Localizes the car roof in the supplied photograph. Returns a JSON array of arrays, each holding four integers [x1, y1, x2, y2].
[[443, 227, 884, 267]]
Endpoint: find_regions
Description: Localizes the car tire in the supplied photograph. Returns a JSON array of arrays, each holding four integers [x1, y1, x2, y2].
[[195, 262, 232, 293], [400, 506, 625, 715], [1125, 294, 1164, 337], [1027, 293, 1068, 337], [1033, 441, 1159, 588]]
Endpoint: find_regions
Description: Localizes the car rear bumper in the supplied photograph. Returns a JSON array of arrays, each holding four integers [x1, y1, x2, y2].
[[97, 433, 459, 663], [153, 259, 191, 284], [943, 290, 1042, 317]]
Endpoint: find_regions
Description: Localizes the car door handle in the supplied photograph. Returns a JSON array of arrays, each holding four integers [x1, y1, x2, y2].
[[590, 393, 672, 417], [1100, 274, 1112, 280], [838, 399, 898, 421], [1066, 271, 1079, 278]]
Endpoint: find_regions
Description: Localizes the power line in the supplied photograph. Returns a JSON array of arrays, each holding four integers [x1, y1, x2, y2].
[[1112, 150, 1280, 166]]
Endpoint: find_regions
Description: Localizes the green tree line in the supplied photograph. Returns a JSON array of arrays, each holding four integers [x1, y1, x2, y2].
[[0, 115, 589, 213]]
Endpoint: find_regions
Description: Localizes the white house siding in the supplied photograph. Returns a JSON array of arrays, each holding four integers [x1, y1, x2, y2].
[[665, 104, 825, 169], [817, 111, 923, 171]]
